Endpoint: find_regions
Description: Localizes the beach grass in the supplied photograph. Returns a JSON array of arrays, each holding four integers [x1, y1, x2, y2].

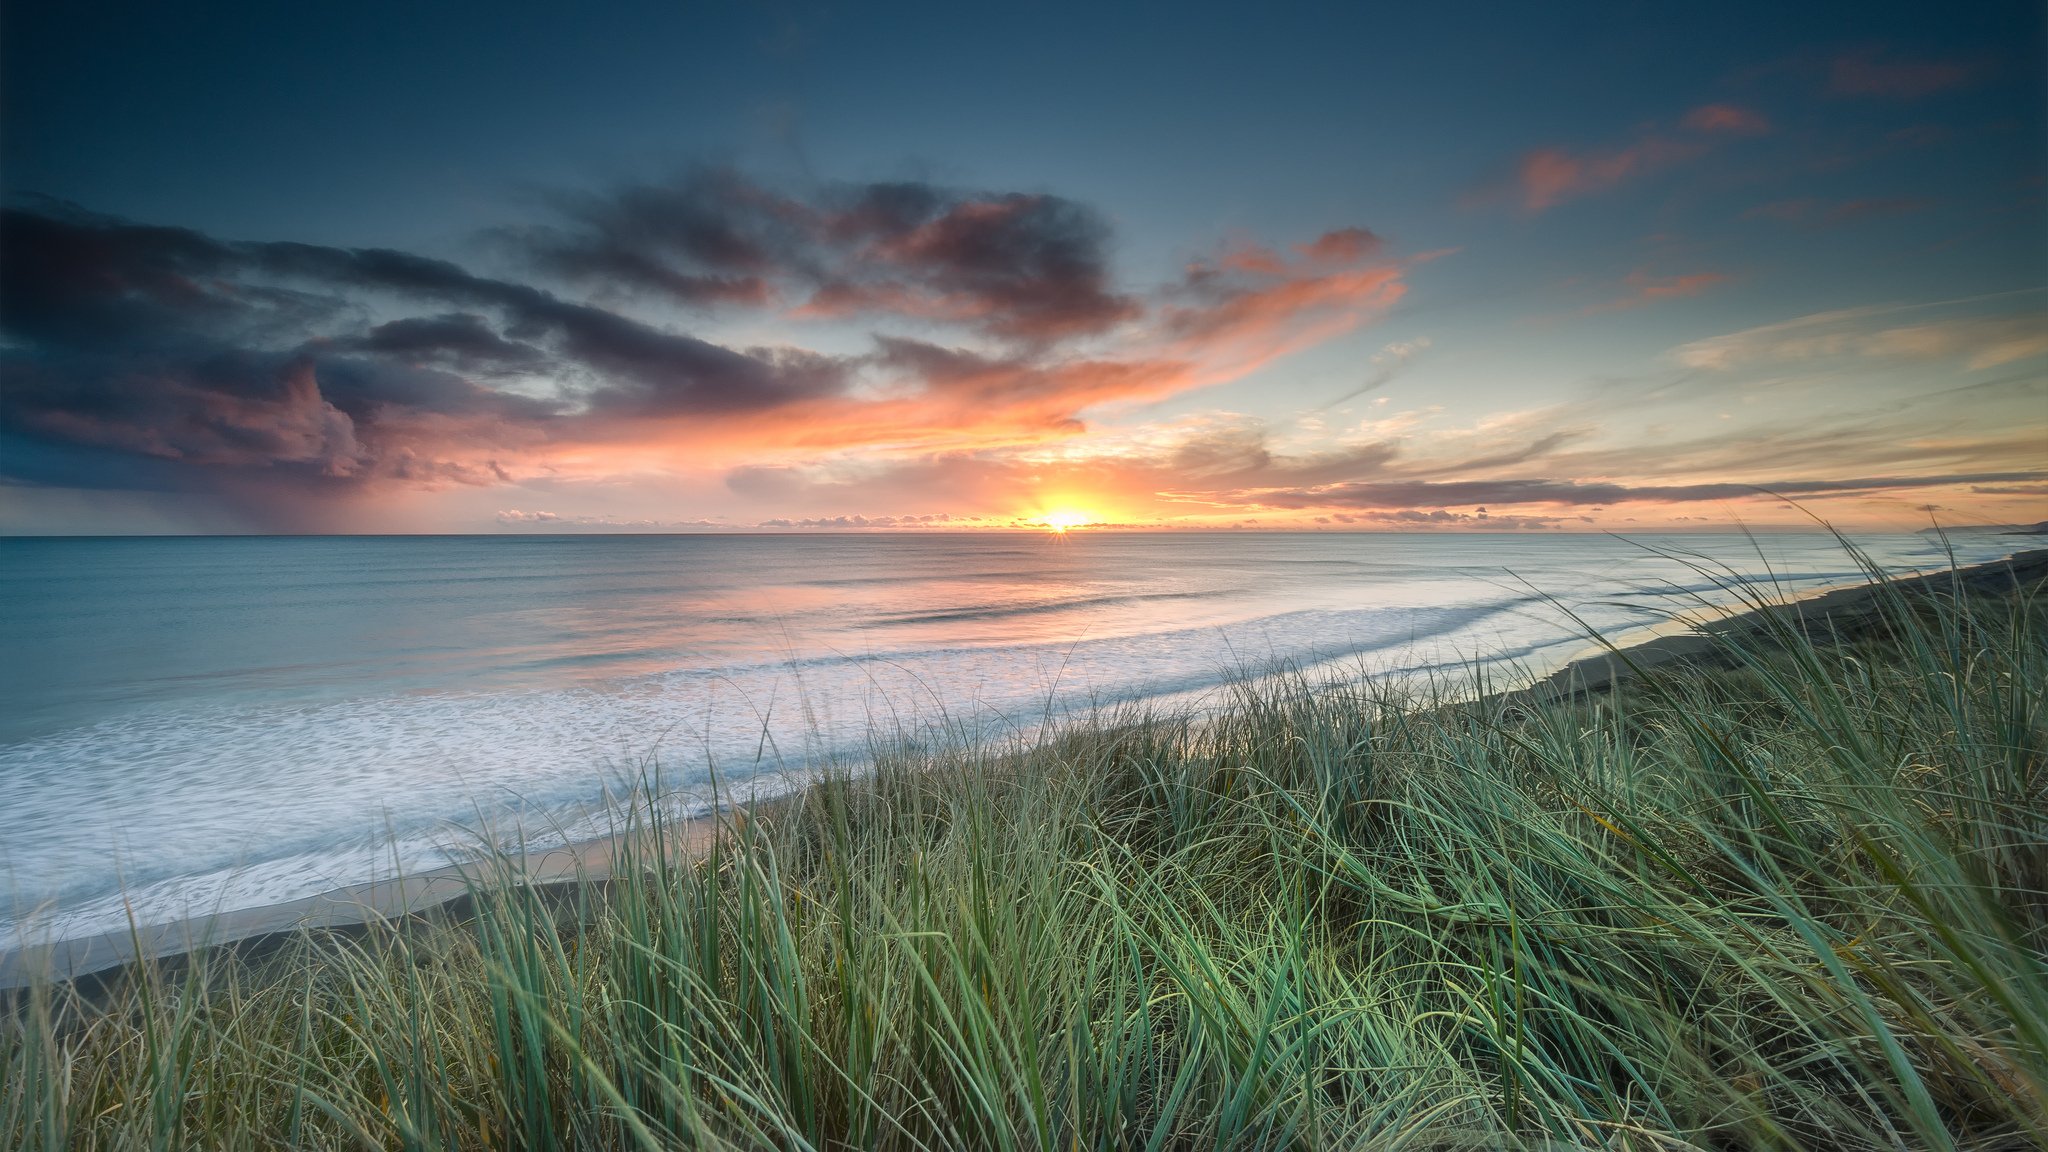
[[4, 541, 2045, 1150]]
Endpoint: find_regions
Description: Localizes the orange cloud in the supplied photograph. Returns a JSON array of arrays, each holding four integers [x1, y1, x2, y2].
[[1296, 227, 1384, 263], [1497, 99, 1772, 213], [1587, 270, 1731, 312], [1682, 103, 1771, 135], [1514, 136, 1701, 212], [1632, 271, 1728, 299], [684, 404, 2048, 533], [1164, 235, 1411, 384], [1218, 243, 1291, 275]]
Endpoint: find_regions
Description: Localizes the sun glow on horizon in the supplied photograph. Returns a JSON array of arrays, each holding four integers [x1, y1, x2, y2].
[[1035, 509, 1100, 534]]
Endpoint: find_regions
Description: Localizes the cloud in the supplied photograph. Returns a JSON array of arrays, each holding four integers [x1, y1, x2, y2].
[[1318, 337, 1431, 409], [495, 509, 727, 529], [1546, 418, 2048, 493], [1490, 100, 1772, 213], [0, 188, 1414, 527], [1681, 104, 1772, 135], [1591, 271, 1731, 312], [332, 313, 548, 369], [1296, 227, 1383, 263], [1336, 508, 1568, 530], [513, 170, 1141, 342], [1512, 138, 1700, 213], [1672, 301, 2048, 371], [705, 412, 1589, 528], [1163, 235, 1410, 378], [1193, 472, 2048, 513], [822, 189, 1142, 341], [871, 337, 1184, 416], [670, 380, 2042, 531], [513, 169, 789, 306], [0, 201, 849, 455], [755, 513, 960, 529], [7, 354, 371, 476], [1829, 49, 1985, 100]]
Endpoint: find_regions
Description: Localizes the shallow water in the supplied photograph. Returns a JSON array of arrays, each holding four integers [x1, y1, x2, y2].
[[0, 530, 2017, 943]]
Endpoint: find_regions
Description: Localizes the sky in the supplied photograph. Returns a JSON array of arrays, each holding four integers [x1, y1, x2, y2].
[[1, 0, 2042, 534]]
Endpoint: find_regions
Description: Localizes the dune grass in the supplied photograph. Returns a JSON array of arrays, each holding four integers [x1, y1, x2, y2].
[[4, 543, 2045, 1150]]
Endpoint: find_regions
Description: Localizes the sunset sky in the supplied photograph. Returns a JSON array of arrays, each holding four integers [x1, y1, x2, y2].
[[1, 1, 2042, 534]]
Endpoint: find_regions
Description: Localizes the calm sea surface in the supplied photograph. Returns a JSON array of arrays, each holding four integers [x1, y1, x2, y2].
[[0, 531, 2019, 942]]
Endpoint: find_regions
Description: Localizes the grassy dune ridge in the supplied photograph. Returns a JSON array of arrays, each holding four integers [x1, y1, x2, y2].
[[4, 541, 2045, 1150]]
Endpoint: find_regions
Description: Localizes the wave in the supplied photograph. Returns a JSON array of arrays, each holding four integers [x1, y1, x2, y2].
[[858, 589, 1226, 627], [2, 595, 1561, 937]]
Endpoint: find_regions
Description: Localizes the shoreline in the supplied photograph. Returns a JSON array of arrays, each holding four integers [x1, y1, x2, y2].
[[1518, 545, 2046, 703], [6, 545, 2043, 993], [1375, 536, 2044, 706]]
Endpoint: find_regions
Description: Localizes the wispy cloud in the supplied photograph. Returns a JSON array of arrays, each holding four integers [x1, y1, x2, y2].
[[1682, 103, 1772, 135], [1492, 102, 1769, 213], [1829, 48, 1987, 100], [1513, 138, 1701, 213], [1162, 232, 1411, 380], [1189, 472, 2048, 513], [1318, 337, 1431, 409], [1671, 298, 2048, 371], [639, 367, 2048, 530], [1590, 271, 1732, 312], [496, 509, 728, 529]]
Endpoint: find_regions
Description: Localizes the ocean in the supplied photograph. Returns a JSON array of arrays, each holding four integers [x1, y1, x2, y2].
[[0, 530, 2019, 945]]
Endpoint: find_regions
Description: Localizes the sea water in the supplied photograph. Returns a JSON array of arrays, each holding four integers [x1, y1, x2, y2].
[[0, 530, 2020, 944]]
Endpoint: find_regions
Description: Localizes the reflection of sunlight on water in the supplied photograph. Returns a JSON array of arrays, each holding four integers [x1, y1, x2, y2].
[[0, 530, 2018, 942]]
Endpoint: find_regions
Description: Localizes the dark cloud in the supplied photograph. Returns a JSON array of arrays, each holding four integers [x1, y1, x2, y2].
[[0, 201, 854, 507], [514, 170, 795, 305], [826, 187, 1140, 340], [508, 169, 1142, 342], [331, 313, 546, 370], [227, 232, 854, 414]]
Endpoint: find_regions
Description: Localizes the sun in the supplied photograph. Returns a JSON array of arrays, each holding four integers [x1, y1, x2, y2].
[[1036, 509, 1098, 535]]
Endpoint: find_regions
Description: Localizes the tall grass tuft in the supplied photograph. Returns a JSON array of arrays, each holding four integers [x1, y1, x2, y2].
[[5, 545, 2044, 1149]]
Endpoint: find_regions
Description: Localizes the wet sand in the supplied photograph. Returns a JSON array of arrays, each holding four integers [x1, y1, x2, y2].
[[0, 808, 784, 993]]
